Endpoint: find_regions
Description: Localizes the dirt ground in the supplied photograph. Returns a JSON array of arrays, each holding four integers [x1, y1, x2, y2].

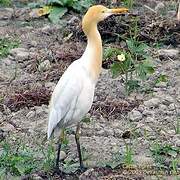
[[0, 0, 180, 179]]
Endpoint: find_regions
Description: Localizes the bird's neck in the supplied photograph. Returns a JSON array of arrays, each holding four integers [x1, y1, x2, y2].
[[82, 24, 102, 82]]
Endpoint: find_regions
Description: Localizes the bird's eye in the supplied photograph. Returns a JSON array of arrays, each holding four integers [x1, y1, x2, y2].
[[102, 10, 105, 13]]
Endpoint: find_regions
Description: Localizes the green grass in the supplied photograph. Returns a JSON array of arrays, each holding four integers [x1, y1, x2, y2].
[[0, 140, 55, 178], [0, 0, 12, 6], [0, 38, 19, 58], [150, 142, 179, 174]]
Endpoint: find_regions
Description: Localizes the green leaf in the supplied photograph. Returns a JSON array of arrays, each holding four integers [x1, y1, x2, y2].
[[155, 74, 168, 84], [167, 150, 177, 158], [135, 60, 155, 80], [126, 39, 135, 52], [111, 62, 125, 77], [127, 80, 140, 93], [48, 7, 67, 23], [28, 2, 42, 8], [47, 0, 64, 6]]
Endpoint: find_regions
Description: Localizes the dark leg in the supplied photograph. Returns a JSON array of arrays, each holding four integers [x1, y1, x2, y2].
[[75, 123, 86, 171], [54, 129, 64, 174]]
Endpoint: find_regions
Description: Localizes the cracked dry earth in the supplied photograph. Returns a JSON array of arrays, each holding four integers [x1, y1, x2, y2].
[[0, 8, 180, 180]]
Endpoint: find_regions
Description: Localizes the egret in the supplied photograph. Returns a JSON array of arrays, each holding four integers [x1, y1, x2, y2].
[[47, 5, 128, 172]]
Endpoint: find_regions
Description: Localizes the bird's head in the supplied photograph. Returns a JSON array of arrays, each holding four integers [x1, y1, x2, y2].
[[82, 5, 128, 34]]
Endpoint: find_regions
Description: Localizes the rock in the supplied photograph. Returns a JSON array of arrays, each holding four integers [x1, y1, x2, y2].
[[129, 110, 142, 121], [134, 155, 154, 167], [173, 135, 180, 147], [145, 117, 155, 123], [10, 48, 29, 61], [168, 103, 175, 111], [162, 95, 174, 105], [159, 104, 167, 110], [60, 150, 66, 160], [38, 60, 51, 71], [26, 111, 36, 119], [158, 49, 179, 59], [144, 98, 160, 108], [167, 10, 176, 17], [138, 105, 145, 112], [35, 106, 48, 116], [0, 8, 13, 20], [45, 82, 56, 91], [2, 123, 15, 132], [79, 168, 97, 180], [143, 109, 154, 116], [30, 174, 44, 180], [155, 2, 165, 11]]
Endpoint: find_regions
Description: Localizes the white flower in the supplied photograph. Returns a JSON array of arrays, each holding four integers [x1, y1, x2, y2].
[[117, 54, 126, 62]]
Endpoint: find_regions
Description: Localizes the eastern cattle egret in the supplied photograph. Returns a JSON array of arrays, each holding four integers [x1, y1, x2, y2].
[[47, 5, 128, 172]]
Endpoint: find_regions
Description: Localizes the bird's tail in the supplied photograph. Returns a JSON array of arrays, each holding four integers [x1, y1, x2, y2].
[[47, 108, 59, 139]]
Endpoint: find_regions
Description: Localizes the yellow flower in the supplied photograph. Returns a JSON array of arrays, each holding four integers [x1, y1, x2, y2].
[[117, 54, 126, 62]]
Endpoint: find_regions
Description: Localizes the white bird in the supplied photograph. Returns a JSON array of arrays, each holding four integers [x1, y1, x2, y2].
[[47, 5, 128, 172]]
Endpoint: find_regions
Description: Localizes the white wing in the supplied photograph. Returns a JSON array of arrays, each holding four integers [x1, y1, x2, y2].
[[47, 61, 82, 138]]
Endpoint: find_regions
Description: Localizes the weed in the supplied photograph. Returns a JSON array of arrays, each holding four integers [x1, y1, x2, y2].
[[109, 39, 154, 95], [150, 142, 179, 173], [123, 143, 134, 166], [29, 0, 94, 23], [123, 0, 134, 9], [0, 140, 56, 177], [175, 118, 180, 134], [0, 0, 12, 7], [0, 38, 19, 58], [105, 16, 156, 95]]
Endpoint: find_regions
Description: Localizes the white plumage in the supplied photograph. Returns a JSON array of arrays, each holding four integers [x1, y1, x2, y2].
[[47, 58, 95, 138], [46, 5, 128, 171]]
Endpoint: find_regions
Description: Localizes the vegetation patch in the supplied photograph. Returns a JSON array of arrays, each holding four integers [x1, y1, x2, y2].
[[0, 38, 19, 58]]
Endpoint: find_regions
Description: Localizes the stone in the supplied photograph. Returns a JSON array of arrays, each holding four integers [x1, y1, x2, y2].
[[158, 49, 179, 58], [159, 104, 167, 110], [138, 105, 145, 112], [162, 95, 174, 105], [168, 103, 176, 111], [155, 2, 165, 11], [60, 150, 66, 160], [2, 123, 15, 132], [173, 135, 180, 147], [45, 82, 56, 91], [155, 82, 167, 88], [144, 98, 160, 108], [26, 111, 36, 119], [134, 155, 154, 167], [146, 117, 155, 123], [143, 109, 154, 116], [0, 8, 13, 20], [10, 48, 29, 61], [129, 110, 142, 121], [38, 60, 51, 71]]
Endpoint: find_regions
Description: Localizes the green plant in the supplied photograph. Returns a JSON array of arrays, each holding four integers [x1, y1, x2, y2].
[[29, 0, 94, 23], [150, 142, 179, 173], [0, 38, 19, 58], [0, 140, 56, 177], [109, 39, 154, 95], [123, 143, 134, 166], [155, 74, 168, 84], [0, 0, 12, 6], [123, 0, 134, 9], [175, 118, 180, 134], [106, 16, 155, 95]]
